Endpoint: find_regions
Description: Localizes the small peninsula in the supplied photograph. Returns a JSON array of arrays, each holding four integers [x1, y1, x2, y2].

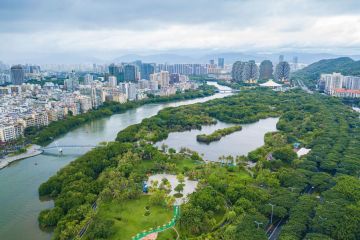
[[196, 125, 242, 143]]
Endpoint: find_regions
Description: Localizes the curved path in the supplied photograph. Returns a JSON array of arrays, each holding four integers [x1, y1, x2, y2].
[[0, 145, 42, 170], [132, 205, 180, 240]]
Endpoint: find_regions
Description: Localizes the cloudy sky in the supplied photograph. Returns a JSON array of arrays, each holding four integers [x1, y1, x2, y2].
[[1, 0, 360, 63]]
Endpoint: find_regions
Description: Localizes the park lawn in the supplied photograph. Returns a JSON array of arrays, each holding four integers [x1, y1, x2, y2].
[[157, 227, 178, 240], [96, 195, 173, 240], [136, 156, 200, 173], [138, 159, 157, 171], [222, 168, 252, 182], [173, 157, 203, 172]]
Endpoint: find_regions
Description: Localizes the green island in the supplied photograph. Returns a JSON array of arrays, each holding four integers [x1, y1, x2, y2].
[[38, 87, 360, 240], [24, 84, 215, 146], [196, 125, 242, 143]]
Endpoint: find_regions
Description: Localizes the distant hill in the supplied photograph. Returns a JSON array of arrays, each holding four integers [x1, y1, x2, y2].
[[291, 57, 360, 89]]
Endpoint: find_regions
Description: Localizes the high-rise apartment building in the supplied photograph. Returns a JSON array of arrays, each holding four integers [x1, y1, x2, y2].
[[11, 65, 25, 85], [128, 83, 137, 100], [344, 76, 360, 90], [279, 55, 284, 63], [218, 58, 225, 68], [84, 74, 94, 85], [141, 63, 155, 80], [321, 73, 344, 94], [64, 71, 79, 91], [124, 64, 137, 82], [150, 71, 170, 88], [108, 63, 124, 81], [108, 76, 117, 87], [319, 72, 360, 98], [293, 57, 298, 71], [170, 73, 180, 84]]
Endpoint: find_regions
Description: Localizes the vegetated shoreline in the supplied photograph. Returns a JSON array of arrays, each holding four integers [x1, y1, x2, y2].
[[196, 125, 242, 143], [37, 88, 360, 240], [26, 84, 216, 146]]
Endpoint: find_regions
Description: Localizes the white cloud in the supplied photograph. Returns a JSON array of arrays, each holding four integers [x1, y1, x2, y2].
[[3, 15, 360, 52], [1, 0, 360, 61]]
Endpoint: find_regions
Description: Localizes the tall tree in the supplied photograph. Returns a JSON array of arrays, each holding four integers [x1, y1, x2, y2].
[[275, 61, 290, 82], [259, 60, 274, 80], [232, 61, 245, 82], [242, 60, 259, 82]]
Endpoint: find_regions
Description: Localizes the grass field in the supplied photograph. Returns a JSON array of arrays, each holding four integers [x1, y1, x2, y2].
[[173, 157, 203, 172], [157, 227, 178, 240], [96, 195, 173, 240]]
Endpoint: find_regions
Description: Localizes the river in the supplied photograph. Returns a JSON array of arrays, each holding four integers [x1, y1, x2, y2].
[[0, 82, 232, 240]]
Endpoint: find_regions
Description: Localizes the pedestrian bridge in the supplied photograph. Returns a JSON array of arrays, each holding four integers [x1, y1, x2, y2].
[[41, 145, 97, 151], [215, 89, 240, 93]]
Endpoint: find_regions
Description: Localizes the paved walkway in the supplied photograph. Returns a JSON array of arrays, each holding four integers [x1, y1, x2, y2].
[[0, 145, 42, 169], [132, 205, 180, 240]]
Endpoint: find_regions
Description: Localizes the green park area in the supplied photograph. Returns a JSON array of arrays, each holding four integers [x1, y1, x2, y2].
[[157, 228, 179, 240], [39, 88, 360, 240], [96, 195, 173, 240]]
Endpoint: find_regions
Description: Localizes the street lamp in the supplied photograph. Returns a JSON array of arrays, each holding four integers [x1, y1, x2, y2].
[[268, 203, 275, 224], [254, 220, 263, 229]]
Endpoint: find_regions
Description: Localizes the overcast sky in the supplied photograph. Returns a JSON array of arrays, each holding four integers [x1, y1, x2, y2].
[[1, 0, 360, 63]]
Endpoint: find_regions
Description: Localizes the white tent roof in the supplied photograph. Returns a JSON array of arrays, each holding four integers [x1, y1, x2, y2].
[[296, 148, 311, 157], [259, 80, 282, 87]]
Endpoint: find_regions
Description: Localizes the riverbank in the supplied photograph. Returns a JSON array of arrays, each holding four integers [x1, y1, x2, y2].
[[0, 145, 42, 169], [0, 82, 231, 240], [26, 84, 216, 146]]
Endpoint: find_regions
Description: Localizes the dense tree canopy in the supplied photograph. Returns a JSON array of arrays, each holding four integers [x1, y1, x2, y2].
[[38, 86, 360, 240]]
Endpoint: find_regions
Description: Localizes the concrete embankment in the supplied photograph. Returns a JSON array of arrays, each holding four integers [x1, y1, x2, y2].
[[0, 145, 43, 169]]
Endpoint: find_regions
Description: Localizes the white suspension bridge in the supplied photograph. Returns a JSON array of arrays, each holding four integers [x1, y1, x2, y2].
[[216, 89, 240, 93], [40, 141, 97, 153]]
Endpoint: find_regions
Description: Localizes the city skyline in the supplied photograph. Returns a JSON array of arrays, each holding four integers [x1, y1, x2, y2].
[[1, 0, 360, 63]]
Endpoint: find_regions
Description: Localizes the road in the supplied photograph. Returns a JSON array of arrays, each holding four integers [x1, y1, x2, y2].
[[268, 219, 284, 240], [295, 78, 313, 94], [266, 185, 315, 239]]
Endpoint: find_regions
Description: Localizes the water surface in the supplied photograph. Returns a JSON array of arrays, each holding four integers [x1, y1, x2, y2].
[[0, 82, 231, 240], [156, 118, 279, 162]]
